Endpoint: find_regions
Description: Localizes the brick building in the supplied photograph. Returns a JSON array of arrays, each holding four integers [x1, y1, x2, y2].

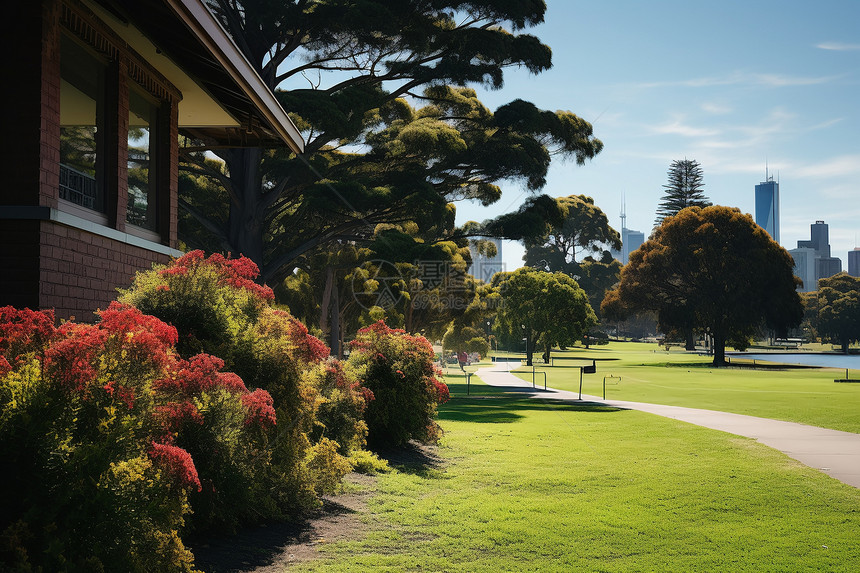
[[1, 0, 303, 320]]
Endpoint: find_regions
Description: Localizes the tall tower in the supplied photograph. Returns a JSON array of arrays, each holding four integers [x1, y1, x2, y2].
[[611, 195, 645, 265], [793, 220, 842, 289], [849, 248, 860, 277], [754, 170, 779, 243], [619, 197, 628, 264]]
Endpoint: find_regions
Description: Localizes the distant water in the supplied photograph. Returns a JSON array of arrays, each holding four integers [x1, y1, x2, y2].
[[729, 353, 860, 370]]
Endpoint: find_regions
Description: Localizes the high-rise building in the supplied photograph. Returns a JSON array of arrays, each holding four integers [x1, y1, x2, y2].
[[621, 228, 645, 264], [788, 247, 816, 292], [790, 220, 842, 291], [755, 176, 779, 243], [609, 224, 645, 265], [610, 198, 646, 264], [817, 257, 843, 280], [798, 220, 831, 257], [848, 248, 860, 277]]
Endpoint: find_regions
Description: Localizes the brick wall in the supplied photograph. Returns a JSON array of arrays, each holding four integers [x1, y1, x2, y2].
[[38, 221, 170, 322], [0, 0, 181, 322]]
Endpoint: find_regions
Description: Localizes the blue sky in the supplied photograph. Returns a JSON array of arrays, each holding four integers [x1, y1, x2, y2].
[[456, 0, 860, 271]]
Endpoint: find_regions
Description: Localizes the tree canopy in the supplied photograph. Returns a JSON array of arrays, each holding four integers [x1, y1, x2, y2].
[[817, 272, 860, 353], [522, 194, 622, 315], [655, 159, 710, 226], [181, 1, 603, 289], [493, 268, 596, 365], [602, 206, 802, 366]]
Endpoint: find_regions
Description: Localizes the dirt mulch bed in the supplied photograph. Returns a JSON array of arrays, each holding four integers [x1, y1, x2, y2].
[[191, 443, 442, 572], [190, 472, 374, 572]]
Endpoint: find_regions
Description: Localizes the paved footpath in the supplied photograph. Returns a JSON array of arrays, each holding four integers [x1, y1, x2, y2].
[[473, 362, 860, 488]]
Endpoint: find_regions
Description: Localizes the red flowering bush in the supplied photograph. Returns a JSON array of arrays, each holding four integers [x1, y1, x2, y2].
[[149, 441, 202, 492], [309, 358, 372, 455], [0, 304, 200, 571], [120, 254, 370, 522], [119, 250, 272, 359], [147, 350, 281, 532], [0, 300, 284, 570], [0, 307, 57, 376], [348, 320, 449, 447], [242, 388, 277, 427]]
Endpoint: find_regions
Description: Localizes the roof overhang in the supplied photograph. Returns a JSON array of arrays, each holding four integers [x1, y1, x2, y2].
[[94, 0, 304, 152]]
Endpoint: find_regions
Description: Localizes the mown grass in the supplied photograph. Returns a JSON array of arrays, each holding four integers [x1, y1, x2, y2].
[[509, 342, 860, 433], [292, 378, 860, 572]]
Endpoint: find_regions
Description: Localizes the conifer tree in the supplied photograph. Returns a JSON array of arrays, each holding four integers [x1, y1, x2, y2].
[[654, 159, 710, 225]]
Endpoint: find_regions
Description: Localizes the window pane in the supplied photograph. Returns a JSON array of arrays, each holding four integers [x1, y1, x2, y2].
[[59, 34, 105, 213], [127, 88, 157, 230]]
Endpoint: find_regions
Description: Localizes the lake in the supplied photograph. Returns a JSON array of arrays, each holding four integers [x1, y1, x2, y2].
[[729, 353, 860, 370]]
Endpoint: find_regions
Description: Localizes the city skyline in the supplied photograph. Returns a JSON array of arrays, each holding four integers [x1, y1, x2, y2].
[[455, 0, 860, 274]]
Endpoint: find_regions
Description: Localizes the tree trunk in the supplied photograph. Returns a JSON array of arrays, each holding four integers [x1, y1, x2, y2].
[[712, 334, 726, 367], [330, 282, 341, 357], [685, 327, 695, 351], [320, 267, 333, 334], [543, 343, 552, 364], [224, 148, 266, 272], [843, 338, 849, 354]]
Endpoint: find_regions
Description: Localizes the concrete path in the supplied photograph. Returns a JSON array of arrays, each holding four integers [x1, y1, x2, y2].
[[473, 361, 860, 488]]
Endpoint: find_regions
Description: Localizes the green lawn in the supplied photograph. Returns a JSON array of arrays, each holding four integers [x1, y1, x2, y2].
[[508, 342, 860, 433], [293, 378, 860, 572]]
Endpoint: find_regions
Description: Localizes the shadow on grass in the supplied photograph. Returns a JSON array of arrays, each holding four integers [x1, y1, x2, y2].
[[189, 497, 357, 573], [439, 382, 624, 425], [373, 441, 446, 477]]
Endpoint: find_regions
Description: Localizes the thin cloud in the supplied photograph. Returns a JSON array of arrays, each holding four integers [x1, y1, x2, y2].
[[651, 119, 721, 138], [809, 117, 845, 130], [701, 102, 733, 114], [793, 155, 860, 178], [816, 42, 860, 51], [754, 73, 838, 87], [629, 71, 841, 89]]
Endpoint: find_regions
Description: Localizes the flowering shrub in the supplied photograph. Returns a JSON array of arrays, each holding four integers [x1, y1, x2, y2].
[[309, 358, 372, 455], [0, 307, 57, 376], [1, 251, 405, 570], [238, 307, 346, 513], [149, 441, 202, 492], [0, 304, 199, 571], [119, 250, 272, 359], [242, 388, 277, 427], [148, 350, 280, 532], [119, 254, 372, 522], [0, 301, 280, 570], [348, 320, 449, 447]]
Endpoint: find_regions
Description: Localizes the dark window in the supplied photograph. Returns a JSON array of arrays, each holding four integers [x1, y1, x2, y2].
[[59, 33, 107, 214], [126, 88, 158, 230]]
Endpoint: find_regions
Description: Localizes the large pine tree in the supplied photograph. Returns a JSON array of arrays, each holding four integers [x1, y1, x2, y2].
[[654, 159, 710, 225]]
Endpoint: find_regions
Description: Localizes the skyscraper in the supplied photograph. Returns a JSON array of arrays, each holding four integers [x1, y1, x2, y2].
[[621, 228, 645, 264], [788, 247, 816, 292], [790, 220, 842, 291], [798, 220, 830, 256], [755, 176, 779, 243], [610, 197, 646, 265], [849, 248, 860, 277]]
